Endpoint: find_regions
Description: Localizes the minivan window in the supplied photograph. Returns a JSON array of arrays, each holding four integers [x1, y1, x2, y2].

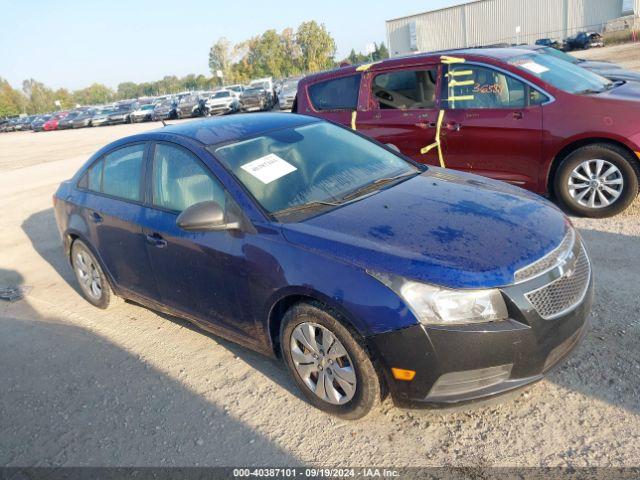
[[308, 74, 361, 111], [508, 52, 612, 94], [152, 143, 226, 213], [102, 144, 145, 202], [442, 65, 527, 110], [372, 69, 438, 110]]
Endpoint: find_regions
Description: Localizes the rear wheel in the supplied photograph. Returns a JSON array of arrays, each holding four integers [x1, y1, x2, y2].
[[554, 144, 639, 218], [71, 240, 120, 309], [281, 302, 383, 419]]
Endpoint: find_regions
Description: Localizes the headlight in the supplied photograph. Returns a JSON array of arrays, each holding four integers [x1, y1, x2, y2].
[[369, 271, 508, 326]]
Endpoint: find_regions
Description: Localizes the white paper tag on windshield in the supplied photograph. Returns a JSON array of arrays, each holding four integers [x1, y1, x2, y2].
[[520, 62, 549, 74], [241, 153, 297, 184]]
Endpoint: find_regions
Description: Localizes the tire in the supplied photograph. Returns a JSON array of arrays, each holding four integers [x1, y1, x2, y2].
[[554, 143, 639, 218], [71, 239, 121, 309], [281, 302, 383, 419]]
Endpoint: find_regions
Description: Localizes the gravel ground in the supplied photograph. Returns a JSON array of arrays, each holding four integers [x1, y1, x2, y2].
[[573, 43, 640, 71], [0, 120, 639, 467]]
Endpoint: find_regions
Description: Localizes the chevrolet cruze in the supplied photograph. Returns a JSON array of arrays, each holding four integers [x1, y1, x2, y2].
[[54, 114, 593, 419]]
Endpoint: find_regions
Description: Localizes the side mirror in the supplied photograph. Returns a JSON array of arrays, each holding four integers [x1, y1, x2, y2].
[[176, 201, 240, 232]]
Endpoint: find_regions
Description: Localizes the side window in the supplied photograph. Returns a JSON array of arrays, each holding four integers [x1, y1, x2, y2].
[[442, 65, 527, 110], [308, 74, 361, 111], [529, 89, 549, 106], [372, 69, 437, 110], [102, 144, 145, 202], [152, 143, 226, 213], [87, 159, 103, 192]]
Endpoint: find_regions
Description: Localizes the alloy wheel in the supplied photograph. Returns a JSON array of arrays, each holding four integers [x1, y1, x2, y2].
[[74, 250, 102, 300], [568, 159, 624, 209], [290, 322, 357, 405]]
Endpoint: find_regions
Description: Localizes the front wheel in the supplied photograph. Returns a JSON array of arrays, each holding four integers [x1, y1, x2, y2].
[[554, 144, 639, 218], [281, 302, 383, 419]]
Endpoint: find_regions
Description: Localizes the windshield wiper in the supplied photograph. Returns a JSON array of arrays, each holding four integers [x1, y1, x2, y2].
[[273, 200, 341, 217], [339, 172, 417, 203], [576, 88, 606, 95]]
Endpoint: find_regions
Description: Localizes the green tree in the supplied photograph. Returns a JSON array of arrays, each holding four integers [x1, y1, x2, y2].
[[22, 79, 56, 113], [296, 21, 336, 73], [0, 78, 26, 116], [72, 83, 114, 105], [209, 37, 232, 82], [373, 42, 390, 61]]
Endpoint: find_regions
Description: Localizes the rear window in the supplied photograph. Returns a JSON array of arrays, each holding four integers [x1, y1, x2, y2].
[[308, 74, 361, 111]]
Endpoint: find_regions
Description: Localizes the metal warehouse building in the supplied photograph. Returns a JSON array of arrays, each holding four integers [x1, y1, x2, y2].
[[387, 0, 634, 57]]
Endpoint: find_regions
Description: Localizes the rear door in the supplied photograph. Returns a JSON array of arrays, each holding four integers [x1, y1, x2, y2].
[[355, 64, 441, 165], [300, 74, 362, 128], [438, 63, 546, 190], [77, 143, 159, 300]]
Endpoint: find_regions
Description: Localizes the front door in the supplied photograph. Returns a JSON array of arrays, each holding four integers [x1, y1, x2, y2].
[[438, 63, 545, 191], [140, 142, 253, 336], [355, 66, 441, 166]]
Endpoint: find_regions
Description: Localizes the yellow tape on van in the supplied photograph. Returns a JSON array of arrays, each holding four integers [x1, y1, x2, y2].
[[351, 111, 357, 130]]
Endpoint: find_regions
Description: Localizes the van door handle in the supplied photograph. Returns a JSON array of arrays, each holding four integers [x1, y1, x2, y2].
[[145, 233, 167, 248], [513, 111, 524, 120], [445, 121, 462, 132], [89, 211, 103, 224]]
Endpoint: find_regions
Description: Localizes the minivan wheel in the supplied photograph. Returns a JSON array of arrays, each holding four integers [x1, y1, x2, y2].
[[555, 144, 639, 218], [71, 240, 120, 309], [281, 302, 383, 419]]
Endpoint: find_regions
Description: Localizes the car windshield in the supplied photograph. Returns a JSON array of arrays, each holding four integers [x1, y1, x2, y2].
[[282, 81, 298, 91], [508, 52, 612, 94], [211, 122, 418, 220], [213, 91, 231, 98], [244, 87, 262, 94], [141, 104, 154, 110]]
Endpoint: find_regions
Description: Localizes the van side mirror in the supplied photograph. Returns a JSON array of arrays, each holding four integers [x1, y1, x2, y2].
[[176, 201, 240, 232]]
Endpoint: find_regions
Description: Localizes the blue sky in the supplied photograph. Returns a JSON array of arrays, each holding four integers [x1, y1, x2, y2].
[[0, 0, 460, 91]]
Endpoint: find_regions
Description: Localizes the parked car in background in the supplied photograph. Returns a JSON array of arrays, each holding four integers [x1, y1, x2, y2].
[[91, 108, 113, 127], [0, 118, 10, 133], [70, 109, 97, 129], [152, 99, 178, 121], [31, 115, 52, 132], [514, 45, 640, 84], [107, 102, 137, 125], [58, 111, 82, 129], [250, 78, 276, 107], [54, 113, 593, 419], [44, 112, 68, 131], [564, 31, 603, 51], [278, 77, 300, 110], [240, 86, 271, 112], [535, 38, 561, 49], [296, 47, 640, 217], [205, 89, 239, 115], [225, 84, 245, 96], [130, 104, 155, 123], [13, 116, 34, 131], [586, 32, 605, 48], [1, 118, 19, 132], [176, 93, 206, 118]]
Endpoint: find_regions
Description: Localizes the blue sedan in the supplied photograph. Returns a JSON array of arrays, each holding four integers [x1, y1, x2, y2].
[[53, 113, 593, 418]]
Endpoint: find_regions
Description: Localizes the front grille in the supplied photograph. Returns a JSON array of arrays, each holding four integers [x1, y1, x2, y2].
[[515, 229, 575, 283], [525, 242, 591, 320]]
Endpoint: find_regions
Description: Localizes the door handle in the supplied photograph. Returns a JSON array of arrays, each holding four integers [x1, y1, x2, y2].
[[145, 233, 167, 248], [445, 122, 462, 132], [513, 111, 524, 120], [427, 122, 438, 128], [89, 211, 103, 224]]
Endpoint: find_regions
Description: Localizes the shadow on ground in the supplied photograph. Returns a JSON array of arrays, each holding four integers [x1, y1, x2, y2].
[[0, 267, 298, 466]]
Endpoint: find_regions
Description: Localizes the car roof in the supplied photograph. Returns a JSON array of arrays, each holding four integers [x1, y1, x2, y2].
[[143, 113, 321, 146]]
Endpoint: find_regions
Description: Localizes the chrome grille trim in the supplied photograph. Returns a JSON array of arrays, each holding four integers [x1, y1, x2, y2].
[[525, 241, 591, 320], [515, 228, 575, 284]]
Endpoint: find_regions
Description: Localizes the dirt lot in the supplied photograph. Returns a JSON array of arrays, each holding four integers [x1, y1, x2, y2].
[[573, 42, 640, 71], [1, 120, 639, 468]]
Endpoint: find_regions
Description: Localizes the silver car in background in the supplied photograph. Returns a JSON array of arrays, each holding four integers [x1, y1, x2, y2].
[[205, 89, 239, 115], [278, 77, 300, 110]]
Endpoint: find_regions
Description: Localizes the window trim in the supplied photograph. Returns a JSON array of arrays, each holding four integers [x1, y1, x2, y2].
[[440, 61, 555, 110], [147, 140, 230, 216], [370, 65, 440, 112], [306, 73, 362, 113], [75, 141, 150, 207]]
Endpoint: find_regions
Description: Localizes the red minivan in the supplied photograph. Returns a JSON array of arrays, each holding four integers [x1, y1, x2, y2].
[[295, 48, 640, 217]]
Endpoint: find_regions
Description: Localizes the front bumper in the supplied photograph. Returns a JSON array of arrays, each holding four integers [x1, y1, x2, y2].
[[279, 97, 295, 109], [369, 258, 593, 408]]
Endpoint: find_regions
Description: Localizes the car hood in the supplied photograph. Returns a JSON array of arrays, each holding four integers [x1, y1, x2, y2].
[[596, 69, 640, 83], [582, 60, 620, 70], [280, 169, 568, 289], [595, 80, 640, 102]]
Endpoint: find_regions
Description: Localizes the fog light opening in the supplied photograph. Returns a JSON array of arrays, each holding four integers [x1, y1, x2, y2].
[[427, 364, 513, 399]]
